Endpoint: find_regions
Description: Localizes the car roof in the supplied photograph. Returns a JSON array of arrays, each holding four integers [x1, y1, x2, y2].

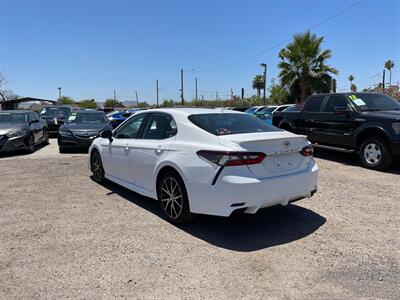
[[136, 107, 242, 117], [0, 110, 31, 113], [74, 110, 105, 114], [310, 92, 385, 97]]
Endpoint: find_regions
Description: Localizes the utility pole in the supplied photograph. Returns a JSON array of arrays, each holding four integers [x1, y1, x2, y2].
[[113, 90, 116, 101], [195, 78, 198, 102], [216, 90, 219, 101], [230, 88, 234, 99], [135, 90, 139, 107], [180, 68, 184, 105], [241, 88, 244, 100], [156, 79, 159, 108], [57, 87, 62, 101], [260, 63, 267, 105], [382, 69, 386, 91]]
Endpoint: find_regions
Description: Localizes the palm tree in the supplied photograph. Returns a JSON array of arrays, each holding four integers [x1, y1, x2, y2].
[[252, 75, 264, 98], [351, 83, 357, 92], [348, 75, 354, 90], [278, 48, 286, 61], [278, 31, 338, 102], [384, 60, 395, 86]]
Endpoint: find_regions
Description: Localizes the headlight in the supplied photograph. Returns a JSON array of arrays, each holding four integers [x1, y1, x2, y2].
[[7, 130, 27, 139], [59, 130, 72, 136], [392, 122, 400, 135]]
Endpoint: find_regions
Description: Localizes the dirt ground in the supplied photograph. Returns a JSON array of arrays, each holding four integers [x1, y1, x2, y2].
[[0, 140, 399, 299]]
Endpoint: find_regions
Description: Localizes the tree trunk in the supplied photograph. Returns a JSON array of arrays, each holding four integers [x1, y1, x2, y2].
[[390, 70, 392, 86], [299, 73, 308, 103]]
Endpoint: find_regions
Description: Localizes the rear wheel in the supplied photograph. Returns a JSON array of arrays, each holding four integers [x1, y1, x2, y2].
[[359, 137, 393, 170], [90, 150, 105, 183], [157, 171, 194, 224], [26, 134, 35, 153]]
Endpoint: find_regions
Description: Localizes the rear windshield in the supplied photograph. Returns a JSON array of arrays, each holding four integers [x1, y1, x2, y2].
[[67, 112, 108, 124], [188, 113, 281, 136], [41, 107, 71, 117]]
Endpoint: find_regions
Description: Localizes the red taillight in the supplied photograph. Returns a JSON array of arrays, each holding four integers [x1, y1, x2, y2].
[[300, 145, 314, 157], [197, 150, 266, 166]]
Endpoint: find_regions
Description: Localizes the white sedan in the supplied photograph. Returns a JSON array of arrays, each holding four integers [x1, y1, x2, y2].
[[89, 108, 318, 223]]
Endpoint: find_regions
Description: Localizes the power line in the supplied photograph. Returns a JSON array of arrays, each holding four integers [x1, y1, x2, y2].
[[195, 0, 365, 73]]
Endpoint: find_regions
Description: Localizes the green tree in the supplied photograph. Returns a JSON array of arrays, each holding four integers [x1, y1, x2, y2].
[[58, 96, 74, 105], [278, 31, 338, 102], [351, 83, 357, 92], [104, 98, 123, 108], [137, 101, 149, 108], [252, 75, 265, 98], [278, 48, 287, 61], [384, 59, 395, 86], [348, 75, 354, 90], [269, 80, 290, 104], [331, 78, 337, 93], [79, 99, 98, 109], [162, 99, 174, 107]]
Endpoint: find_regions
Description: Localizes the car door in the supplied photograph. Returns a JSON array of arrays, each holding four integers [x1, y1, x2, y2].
[[101, 113, 148, 181], [319, 94, 357, 147], [29, 112, 43, 142], [297, 95, 327, 142], [129, 113, 177, 192]]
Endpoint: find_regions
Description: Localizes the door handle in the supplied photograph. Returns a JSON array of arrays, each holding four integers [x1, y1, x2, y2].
[[156, 145, 164, 153]]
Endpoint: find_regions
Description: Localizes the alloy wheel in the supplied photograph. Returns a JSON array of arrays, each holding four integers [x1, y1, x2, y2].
[[160, 176, 183, 219], [91, 151, 104, 182], [364, 143, 382, 165]]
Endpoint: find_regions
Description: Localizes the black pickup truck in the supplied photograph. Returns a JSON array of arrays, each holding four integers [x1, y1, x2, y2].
[[272, 92, 400, 170]]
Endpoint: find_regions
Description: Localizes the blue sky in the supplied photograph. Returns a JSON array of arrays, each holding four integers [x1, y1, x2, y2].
[[1, 0, 399, 104]]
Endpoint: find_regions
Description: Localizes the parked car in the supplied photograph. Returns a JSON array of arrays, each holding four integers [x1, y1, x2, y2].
[[256, 105, 295, 125], [0, 110, 49, 153], [89, 108, 318, 223], [244, 106, 268, 115], [272, 92, 400, 170], [230, 107, 251, 112], [58, 110, 112, 153], [40, 106, 72, 134], [107, 109, 146, 128]]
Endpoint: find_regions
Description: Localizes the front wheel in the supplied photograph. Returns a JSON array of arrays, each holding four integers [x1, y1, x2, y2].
[[359, 137, 393, 170], [26, 134, 35, 153], [157, 171, 194, 224], [90, 150, 105, 183]]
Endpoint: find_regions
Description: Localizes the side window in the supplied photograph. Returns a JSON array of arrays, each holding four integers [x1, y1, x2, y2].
[[114, 114, 146, 139], [142, 113, 177, 140], [304, 96, 324, 112], [324, 95, 349, 112]]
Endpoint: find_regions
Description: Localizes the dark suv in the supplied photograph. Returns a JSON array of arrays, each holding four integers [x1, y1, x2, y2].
[[272, 92, 400, 170], [40, 106, 72, 134]]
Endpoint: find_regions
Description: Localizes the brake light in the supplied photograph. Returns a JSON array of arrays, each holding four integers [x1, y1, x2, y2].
[[197, 150, 266, 166], [300, 145, 314, 157]]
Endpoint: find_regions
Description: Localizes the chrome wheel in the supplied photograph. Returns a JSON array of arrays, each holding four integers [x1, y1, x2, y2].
[[27, 135, 35, 153], [363, 143, 382, 165], [91, 151, 104, 182], [160, 176, 183, 219]]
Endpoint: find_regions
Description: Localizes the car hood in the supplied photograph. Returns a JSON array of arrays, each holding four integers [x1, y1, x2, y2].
[[361, 110, 400, 121], [0, 123, 28, 135], [61, 123, 110, 132]]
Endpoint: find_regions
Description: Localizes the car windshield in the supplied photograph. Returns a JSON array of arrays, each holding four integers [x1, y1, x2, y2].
[[0, 112, 27, 123], [41, 107, 71, 117], [244, 107, 258, 113], [260, 107, 277, 114], [188, 113, 281, 136], [348, 93, 400, 111], [67, 112, 108, 124]]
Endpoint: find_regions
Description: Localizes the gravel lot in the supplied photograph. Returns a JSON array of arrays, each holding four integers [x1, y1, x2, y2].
[[1, 139, 399, 299]]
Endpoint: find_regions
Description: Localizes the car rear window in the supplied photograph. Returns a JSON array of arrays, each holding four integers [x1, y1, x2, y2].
[[188, 113, 281, 136]]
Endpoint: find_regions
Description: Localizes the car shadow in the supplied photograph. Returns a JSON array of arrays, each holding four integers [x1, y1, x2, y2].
[[314, 148, 400, 174], [98, 178, 326, 252]]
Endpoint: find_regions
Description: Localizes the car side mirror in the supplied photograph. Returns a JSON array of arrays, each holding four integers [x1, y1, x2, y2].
[[100, 129, 113, 142]]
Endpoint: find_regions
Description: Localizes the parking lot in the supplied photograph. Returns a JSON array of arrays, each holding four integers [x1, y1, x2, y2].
[[0, 139, 399, 299]]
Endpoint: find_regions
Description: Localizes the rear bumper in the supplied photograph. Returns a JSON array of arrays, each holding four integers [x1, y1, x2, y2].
[[187, 160, 319, 217]]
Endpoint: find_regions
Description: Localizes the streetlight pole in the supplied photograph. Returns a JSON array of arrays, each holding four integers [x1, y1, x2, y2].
[[195, 78, 198, 102], [260, 63, 267, 105], [180, 68, 184, 105], [156, 79, 159, 108], [57, 87, 62, 101]]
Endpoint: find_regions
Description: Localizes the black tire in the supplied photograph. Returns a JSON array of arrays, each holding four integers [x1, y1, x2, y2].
[[59, 147, 68, 154], [90, 150, 105, 183], [359, 136, 393, 171], [26, 134, 35, 153], [43, 129, 49, 144], [157, 171, 194, 224]]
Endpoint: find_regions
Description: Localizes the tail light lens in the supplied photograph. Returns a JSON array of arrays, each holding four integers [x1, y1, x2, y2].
[[299, 145, 314, 157], [197, 150, 266, 166]]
